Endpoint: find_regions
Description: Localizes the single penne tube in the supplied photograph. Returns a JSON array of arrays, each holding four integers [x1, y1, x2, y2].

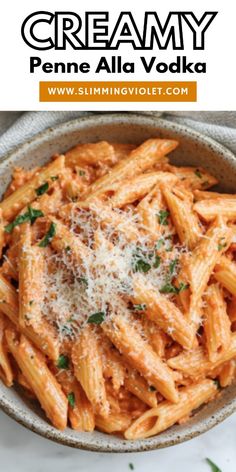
[[0, 313, 14, 387], [204, 284, 231, 362], [6, 328, 68, 430], [0, 155, 65, 221], [102, 312, 178, 403], [65, 141, 116, 167], [214, 255, 236, 296], [0, 210, 5, 258], [136, 186, 163, 239], [194, 189, 236, 201], [49, 216, 91, 263], [18, 224, 46, 328], [133, 275, 196, 349], [72, 325, 109, 417], [0, 273, 59, 360], [81, 139, 178, 203], [69, 381, 95, 432], [124, 379, 217, 439], [109, 172, 177, 208], [167, 332, 236, 377], [163, 187, 201, 249], [95, 412, 132, 434], [168, 166, 218, 190], [194, 198, 236, 222], [56, 369, 95, 432], [124, 369, 158, 408], [176, 216, 233, 323]]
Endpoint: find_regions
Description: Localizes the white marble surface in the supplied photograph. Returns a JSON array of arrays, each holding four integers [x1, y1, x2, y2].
[[0, 409, 235, 472]]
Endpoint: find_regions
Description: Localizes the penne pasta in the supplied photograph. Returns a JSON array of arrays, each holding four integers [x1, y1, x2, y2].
[[0, 155, 65, 220], [204, 284, 231, 362], [124, 379, 217, 439], [194, 198, 236, 222], [133, 275, 196, 349], [102, 312, 178, 403], [167, 332, 236, 377], [72, 325, 109, 417], [0, 137, 234, 440], [6, 328, 68, 430]]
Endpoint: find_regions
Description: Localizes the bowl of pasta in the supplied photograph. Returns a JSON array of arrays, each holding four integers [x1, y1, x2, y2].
[[0, 112, 236, 452]]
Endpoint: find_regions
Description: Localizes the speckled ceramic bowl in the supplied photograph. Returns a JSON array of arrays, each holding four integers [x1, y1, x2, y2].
[[0, 113, 236, 452]]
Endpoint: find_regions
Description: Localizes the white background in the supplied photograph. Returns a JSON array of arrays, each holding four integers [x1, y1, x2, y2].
[[0, 0, 235, 110]]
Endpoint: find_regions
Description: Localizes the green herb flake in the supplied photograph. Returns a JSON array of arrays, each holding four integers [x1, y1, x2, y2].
[[160, 282, 189, 295], [134, 259, 151, 273], [79, 170, 86, 176], [155, 238, 165, 250], [195, 169, 202, 179], [148, 386, 156, 392], [51, 176, 59, 181], [178, 282, 189, 293], [57, 354, 69, 370], [218, 238, 227, 251], [158, 210, 170, 226], [87, 311, 106, 325], [79, 277, 88, 287], [169, 258, 178, 275], [68, 392, 75, 408], [29, 300, 34, 306], [4, 206, 44, 233], [65, 246, 71, 252], [205, 458, 222, 472], [36, 182, 49, 196], [160, 282, 178, 294], [153, 255, 161, 269], [133, 304, 146, 311], [129, 464, 134, 471], [39, 222, 56, 247]]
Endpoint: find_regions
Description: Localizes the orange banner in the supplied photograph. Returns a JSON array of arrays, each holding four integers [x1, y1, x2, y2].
[[39, 81, 197, 102]]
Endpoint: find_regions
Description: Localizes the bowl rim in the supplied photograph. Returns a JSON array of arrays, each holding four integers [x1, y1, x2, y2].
[[0, 112, 236, 452]]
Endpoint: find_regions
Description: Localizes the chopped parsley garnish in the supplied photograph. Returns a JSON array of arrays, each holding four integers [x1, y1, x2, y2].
[[169, 258, 178, 275], [129, 464, 134, 471], [36, 182, 49, 196], [155, 238, 165, 250], [68, 392, 75, 408], [133, 304, 146, 311], [153, 255, 161, 268], [39, 222, 56, 247], [65, 246, 71, 252], [148, 385, 156, 392], [79, 170, 86, 176], [87, 311, 106, 324], [160, 282, 179, 294], [160, 282, 189, 294], [158, 210, 170, 226], [195, 169, 202, 179], [205, 458, 222, 472], [134, 259, 151, 273], [29, 300, 34, 306], [178, 282, 189, 293], [79, 277, 88, 287], [218, 238, 227, 251], [51, 175, 59, 181], [5, 206, 44, 233], [57, 354, 69, 369]]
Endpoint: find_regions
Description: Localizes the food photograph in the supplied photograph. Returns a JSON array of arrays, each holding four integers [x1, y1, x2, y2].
[[0, 111, 236, 471]]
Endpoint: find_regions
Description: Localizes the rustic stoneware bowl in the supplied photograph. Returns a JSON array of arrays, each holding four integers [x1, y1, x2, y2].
[[0, 113, 236, 452]]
